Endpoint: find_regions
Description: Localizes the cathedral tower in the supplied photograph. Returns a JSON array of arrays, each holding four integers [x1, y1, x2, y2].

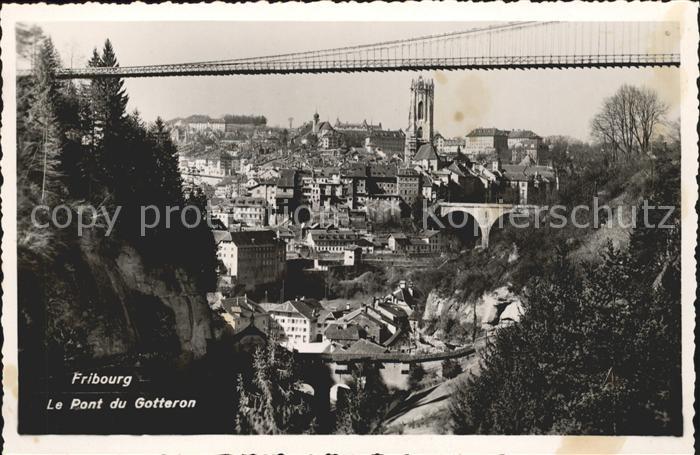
[[405, 76, 434, 162]]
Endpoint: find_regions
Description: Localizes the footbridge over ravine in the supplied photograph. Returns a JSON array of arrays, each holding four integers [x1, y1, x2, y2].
[[435, 202, 543, 248], [295, 346, 476, 430]]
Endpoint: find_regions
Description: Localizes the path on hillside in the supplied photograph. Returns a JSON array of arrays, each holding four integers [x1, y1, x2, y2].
[[380, 336, 488, 433]]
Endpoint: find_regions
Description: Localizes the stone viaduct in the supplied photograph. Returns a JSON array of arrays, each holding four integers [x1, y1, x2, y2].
[[435, 202, 543, 248]]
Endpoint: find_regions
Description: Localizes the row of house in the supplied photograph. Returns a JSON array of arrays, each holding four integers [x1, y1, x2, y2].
[[410, 141, 558, 205], [293, 113, 406, 157], [211, 280, 421, 353], [463, 128, 550, 165]]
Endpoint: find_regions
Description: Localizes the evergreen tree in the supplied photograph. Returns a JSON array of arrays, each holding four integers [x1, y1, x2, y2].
[[408, 363, 426, 389], [335, 362, 389, 434], [25, 38, 63, 200], [17, 37, 66, 255], [449, 229, 681, 435], [84, 39, 130, 193], [442, 358, 463, 379], [235, 339, 313, 434], [97, 39, 129, 133]]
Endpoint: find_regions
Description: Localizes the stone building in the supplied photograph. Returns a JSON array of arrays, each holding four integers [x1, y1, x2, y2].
[[405, 76, 435, 163], [214, 230, 286, 288]]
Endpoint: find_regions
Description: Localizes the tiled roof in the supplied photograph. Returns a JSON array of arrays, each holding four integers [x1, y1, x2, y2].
[[397, 167, 419, 176], [345, 339, 388, 354], [368, 164, 397, 178], [230, 324, 268, 343], [277, 169, 296, 187], [228, 230, 277, 246], [413, 144, 439, 161], [382, 329, 411, 347], [221, 296, 262, 316], [230, 197, 267, 206], [317, 121, 334, 132], [508, 129, 540, 139], [213, 230, 232, 244], [443, 137, 466, 146], [354, 238, 374, 247], [308, 229, 360, 242], [260, 299, 318, 321], [392, 288, 416, 306], [376, 303, 404, 318], [318, 309, 344, 323], [290, 299, 318, 320], [340, 164, 368, 178], [259, 301, 297, 314], [334, 119, 382, 130], [501, 164, 556, 181], [446, 161, 466, 177], [324, 324, 361, 341], [466, 127, 509, 138], [342, 309, 384, 329], [368, 129, 405, 139]]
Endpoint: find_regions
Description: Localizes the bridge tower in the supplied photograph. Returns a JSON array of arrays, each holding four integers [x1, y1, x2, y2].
[[405, 76, 434, 163]]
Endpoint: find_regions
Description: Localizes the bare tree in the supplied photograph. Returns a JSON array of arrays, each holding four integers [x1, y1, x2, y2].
[[591, 84, 667, 161]]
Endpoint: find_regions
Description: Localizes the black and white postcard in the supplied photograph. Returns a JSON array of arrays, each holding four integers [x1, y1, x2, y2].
[[1, 2, 697, 454]]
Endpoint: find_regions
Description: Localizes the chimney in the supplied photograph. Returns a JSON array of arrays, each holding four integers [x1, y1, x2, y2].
[[399, 280, 406, 289], [345, 303, 350, 311], [492, 160, 499, 172]]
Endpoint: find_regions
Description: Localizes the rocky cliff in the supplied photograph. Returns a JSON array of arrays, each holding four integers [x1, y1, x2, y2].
[[422, 285, 524, 340], [19, 232, 213, 363]]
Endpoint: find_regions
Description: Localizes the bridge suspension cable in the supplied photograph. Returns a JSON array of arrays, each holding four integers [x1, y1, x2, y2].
[[20, 21, 680, 79]]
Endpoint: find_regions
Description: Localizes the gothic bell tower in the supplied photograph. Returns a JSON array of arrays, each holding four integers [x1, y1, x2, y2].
[[405, 76, 434, 162]]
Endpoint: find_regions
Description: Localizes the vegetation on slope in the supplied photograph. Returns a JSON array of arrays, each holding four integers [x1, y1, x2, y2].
[[447, 85, 681, 435], [17, 28, 218, 363]]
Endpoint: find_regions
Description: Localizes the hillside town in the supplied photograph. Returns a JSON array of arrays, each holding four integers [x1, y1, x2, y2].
[[174, 76, 560, 356], [14, 13, 684, 440]]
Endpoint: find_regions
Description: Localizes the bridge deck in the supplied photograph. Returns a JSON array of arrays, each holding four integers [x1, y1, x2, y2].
[[298, 345, 475, 364], [15, 54, 680, 79]]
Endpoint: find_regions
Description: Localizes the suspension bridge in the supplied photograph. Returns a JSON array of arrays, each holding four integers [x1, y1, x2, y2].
[[33, 21, 679, 79]]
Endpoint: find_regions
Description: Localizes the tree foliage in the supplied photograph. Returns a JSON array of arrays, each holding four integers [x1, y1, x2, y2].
[[449, 143, 681, 435], [442, 358, 463, 379], [335, 362, 390, 434], [235, 340, 313, 434], [17, 31, 217, 289]]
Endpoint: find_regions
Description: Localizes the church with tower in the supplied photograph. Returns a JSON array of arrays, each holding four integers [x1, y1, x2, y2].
[[404, 76, 435, 163]]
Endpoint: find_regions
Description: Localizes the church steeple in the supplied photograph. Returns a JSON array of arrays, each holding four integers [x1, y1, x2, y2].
[[405, 76, 435, 163], [312, 111, 320, 134]]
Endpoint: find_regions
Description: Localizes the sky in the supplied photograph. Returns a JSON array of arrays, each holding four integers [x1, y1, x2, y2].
[[27, 21, 681, 141]]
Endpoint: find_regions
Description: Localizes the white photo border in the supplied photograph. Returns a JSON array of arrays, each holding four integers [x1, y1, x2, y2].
[[1, 1, 697, 454]]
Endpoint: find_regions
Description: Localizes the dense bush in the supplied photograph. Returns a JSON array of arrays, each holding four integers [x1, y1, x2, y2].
[[441, 358, 463, 379], [448, 140, 681, 435]]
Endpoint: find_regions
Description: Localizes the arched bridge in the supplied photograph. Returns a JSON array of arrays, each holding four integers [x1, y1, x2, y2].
[[29, 21, 679, 79], [437, 202, 543, 248]]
